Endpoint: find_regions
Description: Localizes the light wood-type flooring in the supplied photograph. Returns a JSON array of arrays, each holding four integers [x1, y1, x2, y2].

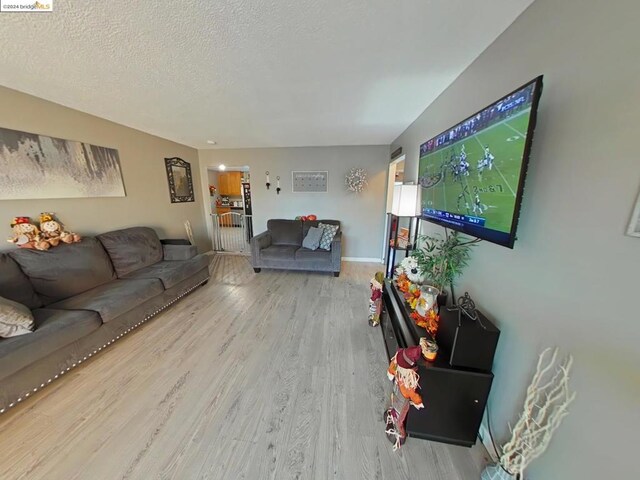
[[0, 255, 480, 480]]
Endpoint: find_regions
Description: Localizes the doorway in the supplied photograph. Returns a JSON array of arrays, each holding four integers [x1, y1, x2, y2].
[[207, 166, 253, 254]]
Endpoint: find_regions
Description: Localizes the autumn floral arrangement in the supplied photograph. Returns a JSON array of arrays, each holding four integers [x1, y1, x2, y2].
[[410, 309, 440, 337], [394, 257, 441, 339]]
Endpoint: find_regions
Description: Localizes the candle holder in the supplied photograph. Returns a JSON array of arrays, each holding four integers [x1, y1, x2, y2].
[[276, 176, 281, 195], [265, 171, 271, 190]]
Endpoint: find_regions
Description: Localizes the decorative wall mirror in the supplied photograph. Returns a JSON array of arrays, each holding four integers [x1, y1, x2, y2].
[[164, 157, 194, 203]]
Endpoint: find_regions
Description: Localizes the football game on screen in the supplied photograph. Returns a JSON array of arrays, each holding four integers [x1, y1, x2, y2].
[[418, 81, 536, 236]]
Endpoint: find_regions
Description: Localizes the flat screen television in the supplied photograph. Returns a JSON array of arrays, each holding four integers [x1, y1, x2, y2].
[[418, 75, 543, 248]]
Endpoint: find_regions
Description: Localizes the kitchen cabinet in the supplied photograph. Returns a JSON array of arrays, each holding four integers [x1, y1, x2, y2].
[[218, 174, 229, 195], [228, 172, 242, 195], [218, 172, 243, 196]]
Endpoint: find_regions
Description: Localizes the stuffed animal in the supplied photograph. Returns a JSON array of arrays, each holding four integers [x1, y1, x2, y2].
[[7, 217, 48, 250], [384, 346, 424, 450], [295, 215, 317, 222], [368, 271, 384, 327], [39, 212, 81, 247], [38, 213, 61, 247]]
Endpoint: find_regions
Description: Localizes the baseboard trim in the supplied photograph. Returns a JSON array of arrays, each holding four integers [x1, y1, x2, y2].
[[341, 257, 383, 263]]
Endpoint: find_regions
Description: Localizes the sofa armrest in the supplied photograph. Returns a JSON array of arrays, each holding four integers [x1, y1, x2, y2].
[[163, 244, 197, 261], [160, 238, 191, 245], [331, 232, 342, 273], [250, 231, 272, 266]]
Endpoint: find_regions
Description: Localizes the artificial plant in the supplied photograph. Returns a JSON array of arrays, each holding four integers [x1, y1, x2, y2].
[[412, 230, 476, 292]]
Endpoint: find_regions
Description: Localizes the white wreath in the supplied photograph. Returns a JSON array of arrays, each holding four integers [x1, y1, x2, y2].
[[345, 167, 368, 193]]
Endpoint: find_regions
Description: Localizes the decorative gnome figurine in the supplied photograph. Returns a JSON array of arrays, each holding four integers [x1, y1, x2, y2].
[[385, 346, 424, 450], [368, 271, 384, 327], [7, 216, 49, 250], [39, 212, 81, 247]]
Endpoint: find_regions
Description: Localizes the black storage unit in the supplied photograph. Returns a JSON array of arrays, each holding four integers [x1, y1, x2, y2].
[[380, 280, 498, 447], [242, 182, 253, 241], [437, 305, 500, 372]]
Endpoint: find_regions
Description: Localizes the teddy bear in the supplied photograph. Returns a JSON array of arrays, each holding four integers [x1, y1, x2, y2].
[[7, 217, 49, 250], [39, 212, 81, 247]]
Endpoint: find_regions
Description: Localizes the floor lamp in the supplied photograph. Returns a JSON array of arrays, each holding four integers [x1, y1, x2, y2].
[[385, 184, 421, 278]]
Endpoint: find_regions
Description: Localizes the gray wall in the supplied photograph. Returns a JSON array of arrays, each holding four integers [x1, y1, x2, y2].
[[0, 87, 209, 253], [198, 146, 389, 259], [391, 1, 638, 478]]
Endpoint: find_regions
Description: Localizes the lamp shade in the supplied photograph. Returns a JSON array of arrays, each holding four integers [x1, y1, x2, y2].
[[391, 184, 421, 217]]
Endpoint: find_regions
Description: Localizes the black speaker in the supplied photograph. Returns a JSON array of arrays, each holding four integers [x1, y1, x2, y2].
[[436, 306, 500, 372]]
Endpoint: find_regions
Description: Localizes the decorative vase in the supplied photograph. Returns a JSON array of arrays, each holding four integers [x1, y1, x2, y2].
[[480, 464, 517, 480], [419, 285, 439, 312]]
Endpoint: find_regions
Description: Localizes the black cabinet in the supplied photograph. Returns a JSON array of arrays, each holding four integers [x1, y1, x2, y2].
[[380, 280, 498, 448], [406, 365, 492, 446]]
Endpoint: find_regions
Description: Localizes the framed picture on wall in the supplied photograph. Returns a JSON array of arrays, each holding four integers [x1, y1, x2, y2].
[[626, 188, 640, 237], [0, 126, 125, 200], [292, 171, 328, 193], [165, 157, 195, 203]]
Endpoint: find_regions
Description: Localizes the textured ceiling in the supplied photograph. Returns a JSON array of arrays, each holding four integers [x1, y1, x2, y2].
[[0, 0, 534, 148]]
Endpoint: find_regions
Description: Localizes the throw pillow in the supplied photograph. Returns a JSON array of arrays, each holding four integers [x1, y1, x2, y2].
[[302, 226, 323, 250], [318, 223, 339, 251], [0, 296, 34, 338]]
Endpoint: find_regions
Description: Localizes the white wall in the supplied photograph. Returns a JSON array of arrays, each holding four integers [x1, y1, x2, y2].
[[391, 1, 639, 478], [198, 146, 389, 259]]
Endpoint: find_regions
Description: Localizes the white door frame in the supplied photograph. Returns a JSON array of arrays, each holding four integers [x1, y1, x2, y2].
[[382, 155, 406, 263], [206, 166, 250, 251]]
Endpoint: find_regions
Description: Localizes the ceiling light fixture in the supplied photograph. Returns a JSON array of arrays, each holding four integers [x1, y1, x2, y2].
[[219, 164, 226, 171], [207, 140, 217, 145]]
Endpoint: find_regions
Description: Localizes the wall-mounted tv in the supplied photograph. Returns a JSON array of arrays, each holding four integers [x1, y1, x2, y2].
[[418, 76, 543, 248]]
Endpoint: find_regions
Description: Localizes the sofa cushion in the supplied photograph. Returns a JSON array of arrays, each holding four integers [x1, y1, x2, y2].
[[301, 227, 323, 251], [295, 247, 332, 262], [0, 308, 101, 381], [0, 254, 42, 309], [97, 227, 163, 277], [260, 245, 298, 261], [122, 255, 209, 289], [318, 222, 340, 251], [0, 296, 34, 338], [302, 219, 340, 238], [48, 278, 164, 323], [162, 244, 197, 261], [9, 238, 116, 305], [267, 220, 303, 246]]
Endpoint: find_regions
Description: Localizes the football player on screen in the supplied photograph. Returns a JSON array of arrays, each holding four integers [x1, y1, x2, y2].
[[482, 145, 495, 170], [472, 193, 487, 216], [457, 184, 471, 213], [459, 145, 470, 177], [477, 145, 495, 181]]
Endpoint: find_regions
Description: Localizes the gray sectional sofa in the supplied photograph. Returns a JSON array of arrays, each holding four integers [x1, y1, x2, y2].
[[250, 219, 341, 276], [0, 227, 209, 414]]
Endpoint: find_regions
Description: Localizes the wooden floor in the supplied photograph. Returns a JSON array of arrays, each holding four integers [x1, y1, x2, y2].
[[0, 255, 480, 480]]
